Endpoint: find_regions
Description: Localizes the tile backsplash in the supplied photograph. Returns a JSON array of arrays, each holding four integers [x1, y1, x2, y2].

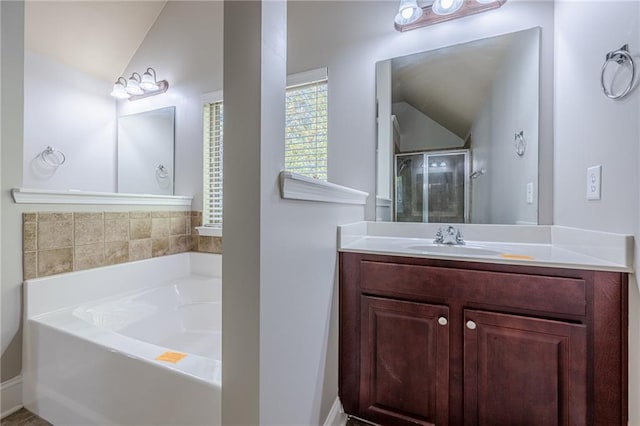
[[23, 211, 222, 279]]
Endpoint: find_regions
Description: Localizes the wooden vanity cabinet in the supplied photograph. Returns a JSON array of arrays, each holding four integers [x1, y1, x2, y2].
[[339, 252, 628, 426]]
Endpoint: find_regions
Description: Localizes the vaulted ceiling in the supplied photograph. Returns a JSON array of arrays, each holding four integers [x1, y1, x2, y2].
[[25, 1, 167, 83], [391, 31, 521, 138]]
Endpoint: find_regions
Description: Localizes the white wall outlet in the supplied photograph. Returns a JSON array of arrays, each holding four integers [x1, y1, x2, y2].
[[526, 182, 534, 204], [586, 165, 602, 200]]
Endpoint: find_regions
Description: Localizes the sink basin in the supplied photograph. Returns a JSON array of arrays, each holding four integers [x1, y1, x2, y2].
[[407, 244, 501, 256]]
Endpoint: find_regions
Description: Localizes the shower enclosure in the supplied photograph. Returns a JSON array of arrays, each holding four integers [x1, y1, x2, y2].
[[395, 150, 469, 223]]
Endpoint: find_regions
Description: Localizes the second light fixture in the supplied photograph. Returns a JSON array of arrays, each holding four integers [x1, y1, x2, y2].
[[110, 67, 169, 101]]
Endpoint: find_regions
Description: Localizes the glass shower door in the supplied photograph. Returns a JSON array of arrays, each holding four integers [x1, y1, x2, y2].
[[425, 151, 468, 223], [395, 150, 469, 223]]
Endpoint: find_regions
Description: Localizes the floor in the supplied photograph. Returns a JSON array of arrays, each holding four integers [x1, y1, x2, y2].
[[0, 409, 51, 426]]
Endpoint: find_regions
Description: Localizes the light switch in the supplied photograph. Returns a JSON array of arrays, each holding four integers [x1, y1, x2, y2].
[[526, 182, 534, 204], [587, 165, 601, 200]]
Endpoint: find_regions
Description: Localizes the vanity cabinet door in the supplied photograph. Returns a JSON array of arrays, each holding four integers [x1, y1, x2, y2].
[[463, 309, 587, 426], [359, 296, 450, 426]]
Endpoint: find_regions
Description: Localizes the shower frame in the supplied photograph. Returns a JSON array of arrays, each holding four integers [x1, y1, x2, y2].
[[394, 149, 470, 223]]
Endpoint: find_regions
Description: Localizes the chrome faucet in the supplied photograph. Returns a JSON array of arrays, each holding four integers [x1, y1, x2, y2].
[[434, 225, 465, 245]]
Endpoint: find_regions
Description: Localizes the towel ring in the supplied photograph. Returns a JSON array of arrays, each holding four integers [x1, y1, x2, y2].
[[601, 44, 636, 100], [40, 146, 66, 167]]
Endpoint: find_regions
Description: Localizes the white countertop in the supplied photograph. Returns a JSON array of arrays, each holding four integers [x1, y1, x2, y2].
[[338, 222, 633, 273]]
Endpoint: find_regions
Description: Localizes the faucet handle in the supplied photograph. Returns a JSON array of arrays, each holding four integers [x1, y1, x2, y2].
[[455, 228, 465, 245], [434, 228, 444, 244]]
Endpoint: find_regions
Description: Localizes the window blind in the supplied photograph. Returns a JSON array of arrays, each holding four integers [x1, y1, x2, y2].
[[203, 101, 223, 227], [285, 79, 328, 181]]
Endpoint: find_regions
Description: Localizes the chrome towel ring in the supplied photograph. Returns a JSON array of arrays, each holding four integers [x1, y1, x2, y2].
[[601, 44, 636, 100], [40, 146, 66, 167]]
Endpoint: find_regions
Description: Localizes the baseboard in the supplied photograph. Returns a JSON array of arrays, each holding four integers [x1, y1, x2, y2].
[[323, 397, 347, 426], [0, 375, 23, 419]]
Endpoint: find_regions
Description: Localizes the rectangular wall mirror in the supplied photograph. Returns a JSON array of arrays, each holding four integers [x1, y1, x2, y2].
[[376, 27, 540, 225], [117, 106, 176, 195]]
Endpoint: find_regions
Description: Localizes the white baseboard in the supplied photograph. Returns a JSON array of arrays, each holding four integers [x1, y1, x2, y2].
[[323, 397, 347, 426], [0, 375, 23, 419]]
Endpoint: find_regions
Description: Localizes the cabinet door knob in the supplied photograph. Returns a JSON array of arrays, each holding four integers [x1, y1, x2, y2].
[[466, 320, 477, 330], [438, 317, 448, 326]]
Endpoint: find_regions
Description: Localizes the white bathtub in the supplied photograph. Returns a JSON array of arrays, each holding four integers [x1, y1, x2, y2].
[[22, 252, 222, 426]]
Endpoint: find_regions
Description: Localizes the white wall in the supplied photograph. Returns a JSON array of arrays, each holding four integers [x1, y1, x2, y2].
[[1, 0, 25, 382], [117, 1, 223, 210], [471, 29, 539, 225], [393, 101, 464, 152], [22, 51, 116, 192], [553, 2, 640, 423]]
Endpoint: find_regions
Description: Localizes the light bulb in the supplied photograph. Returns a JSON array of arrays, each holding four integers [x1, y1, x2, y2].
[[125, 73, 144, 95], [394, 0, 423, 25], [432, 0, 463, 15], [140, 68, 159, 91], [110, 78, 130, 99]]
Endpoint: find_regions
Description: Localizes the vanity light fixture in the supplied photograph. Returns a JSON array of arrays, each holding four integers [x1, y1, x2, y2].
[[110, 67, 169, 101], [394, 0, 507, 32]]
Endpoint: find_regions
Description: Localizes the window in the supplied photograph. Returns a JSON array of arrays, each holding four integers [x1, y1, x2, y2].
[[202, 94, 223, 229], [201, 68, 328, 227], [285, 70, 328, 180]]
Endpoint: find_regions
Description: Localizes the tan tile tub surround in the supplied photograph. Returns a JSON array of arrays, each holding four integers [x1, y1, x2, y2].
[[23, 211, 223, 279], [22, 211, 195, 279], [191, 211, 223, 254]]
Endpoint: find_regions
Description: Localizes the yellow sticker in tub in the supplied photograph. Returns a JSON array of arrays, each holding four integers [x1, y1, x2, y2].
[[500, 254, 535, 260], [156, 351, 187, 364]]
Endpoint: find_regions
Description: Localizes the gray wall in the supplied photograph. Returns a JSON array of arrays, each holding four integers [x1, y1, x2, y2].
[[1, 0, 26, 382], [553, 2, 640, 422], [471, 29, 539, 225], [22, 51, 116, 192], [393, 101, 464, 152]]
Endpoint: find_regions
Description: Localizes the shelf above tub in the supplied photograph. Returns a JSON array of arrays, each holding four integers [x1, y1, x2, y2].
[[12, 188, 193, 206]]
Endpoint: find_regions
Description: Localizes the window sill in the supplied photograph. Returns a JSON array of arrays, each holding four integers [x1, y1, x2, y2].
[[196, 226, 223, 237], [279, 171, 369, 205], [12, 188, 193, 206]]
